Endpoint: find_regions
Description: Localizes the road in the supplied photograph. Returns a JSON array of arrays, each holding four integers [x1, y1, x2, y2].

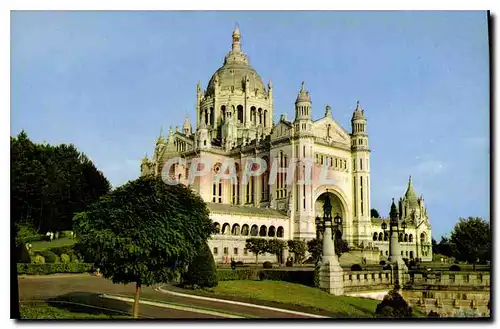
[[18, 274, 324, 319]]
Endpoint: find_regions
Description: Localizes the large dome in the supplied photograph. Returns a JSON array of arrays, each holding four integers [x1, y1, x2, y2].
[[205, 27, 266, 97], [206, 62, 265, 96]]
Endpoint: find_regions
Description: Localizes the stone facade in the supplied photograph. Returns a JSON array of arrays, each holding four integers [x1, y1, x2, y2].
[[140, 27, 433, 263]]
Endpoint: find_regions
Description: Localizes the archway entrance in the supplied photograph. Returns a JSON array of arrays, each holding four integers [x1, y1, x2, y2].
[[315, 191, 345, 237]]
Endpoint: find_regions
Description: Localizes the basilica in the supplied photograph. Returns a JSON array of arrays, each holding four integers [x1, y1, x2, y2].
[[140, 27, 433, 263]]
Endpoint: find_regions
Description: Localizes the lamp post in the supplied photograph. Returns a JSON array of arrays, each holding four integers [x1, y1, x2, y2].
[[382, 198, 406, 264], [314, 190, 343, 259]]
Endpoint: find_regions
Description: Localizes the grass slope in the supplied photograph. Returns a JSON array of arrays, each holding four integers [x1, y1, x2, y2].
[[211, 280, 379, 318], [31, 237, 76, 251], [20, 301, 131, 319]]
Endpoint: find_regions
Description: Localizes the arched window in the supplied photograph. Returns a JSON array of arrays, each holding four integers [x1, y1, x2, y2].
[[384, 232, 388, 241], [221, 105, 226, 121], [264, 110, 267, 127], [409, 234, 413, 243], [268, 226, 276, 237], [420, 232, 427, 244], [222, 223, 230, 235], [232, 162, 240, 205], [261, 156, 269, 202], [250, 106, 256, 124], [250, 225, 258, 236], [213, 222, 220, 234], [241, 224, 249, 236], [404, 234, 408, 242], [258, 108, 262, 124], [237, 105, 244, 123], [378, 232, 383, 241], [277, 226, 284, 238], [231, 224, 240, 235], [259, 225, 267, 237], [210, 107, 214, 125], [385, 250, 388, 256], [373, 232, 378, 241], [399, 233, 403, 242]]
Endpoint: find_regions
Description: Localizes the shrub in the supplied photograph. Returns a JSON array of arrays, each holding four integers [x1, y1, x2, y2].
[[259, 269, 315, 287], [38, 251, 57, 264], [60, 253, 71, 264], [182, 242, 218, 288], [32, 255, 45, 265], [71, 254, 80, 263], [379, 260, 386, 266], [236, 261, 244, 266], [351, 264, 363, 271], [263, 261, 273, 269], [428, 310, 440, 318], [285, 260, 293, 267], [49, 246, 75, 257], [376, 289, 413, 318], [59, 231, 74, 239], [217, 269, 259, 281], [383, 264, 392, 271], [449, 264, 461, 271], [17, 263, 93, 275]]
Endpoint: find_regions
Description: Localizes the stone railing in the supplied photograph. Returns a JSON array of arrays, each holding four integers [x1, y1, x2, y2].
[[408, 271, 490, 288], [343, 270, 393, 292]]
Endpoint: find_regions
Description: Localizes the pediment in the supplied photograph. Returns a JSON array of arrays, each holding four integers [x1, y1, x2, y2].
[[312, 116, 350, 144], [271, 121, 292, 139]]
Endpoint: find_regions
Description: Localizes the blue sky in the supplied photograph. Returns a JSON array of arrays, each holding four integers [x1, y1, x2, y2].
[[11, 11, 490, 239]]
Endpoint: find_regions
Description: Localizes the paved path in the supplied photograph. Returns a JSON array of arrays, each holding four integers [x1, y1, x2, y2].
[[18, 275, 326, 319]]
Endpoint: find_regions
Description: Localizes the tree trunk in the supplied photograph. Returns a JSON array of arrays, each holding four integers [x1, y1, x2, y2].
[[255, 253, 258, 264], [133, 281, 141, 319]]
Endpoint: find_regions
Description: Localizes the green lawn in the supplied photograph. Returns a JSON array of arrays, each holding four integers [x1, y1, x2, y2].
[[31, 237, 76, 251], [19, 301, 131, 319], [209, 280, 380, 318]]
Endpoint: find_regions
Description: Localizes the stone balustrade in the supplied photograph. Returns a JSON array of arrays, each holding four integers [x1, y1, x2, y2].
[[409, 271, 490, 287], [343, 270, 393, 292]]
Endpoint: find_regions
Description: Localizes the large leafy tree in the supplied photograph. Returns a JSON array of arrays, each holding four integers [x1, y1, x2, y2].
[[370, 208, 381, 218], [450, 217, 490, 270], [267, 239, 287, 264], [73, 175, 213, 318], [11, 131, 111, 234], [307, 238, 322, 263], [245, 238, 268, 264], [287, 239, 307, 264]]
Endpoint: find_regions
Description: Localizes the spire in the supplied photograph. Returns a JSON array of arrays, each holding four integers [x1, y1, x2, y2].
[[183, 115, 192, 136], [390, 198, 399, 220], [352, 100, 366, 120], [325, 105, 332, 117], [296, 81, 311, 103], [232, 25, 242, 53], [404, 175, 419, 209]]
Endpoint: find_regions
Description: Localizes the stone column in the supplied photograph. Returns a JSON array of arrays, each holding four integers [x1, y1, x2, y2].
[[319, 221, 344, 295], [388, 230, 408, 287]]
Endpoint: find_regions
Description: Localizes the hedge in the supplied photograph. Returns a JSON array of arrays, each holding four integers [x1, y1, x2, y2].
[[17, 263, 93, 275], [258, 269, 315, 287], [216, 268, 314, 286], [217, 269, 260, 281]]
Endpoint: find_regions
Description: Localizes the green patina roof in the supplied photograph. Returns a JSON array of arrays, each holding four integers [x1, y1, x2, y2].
[[206, 202, 288, 219]]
